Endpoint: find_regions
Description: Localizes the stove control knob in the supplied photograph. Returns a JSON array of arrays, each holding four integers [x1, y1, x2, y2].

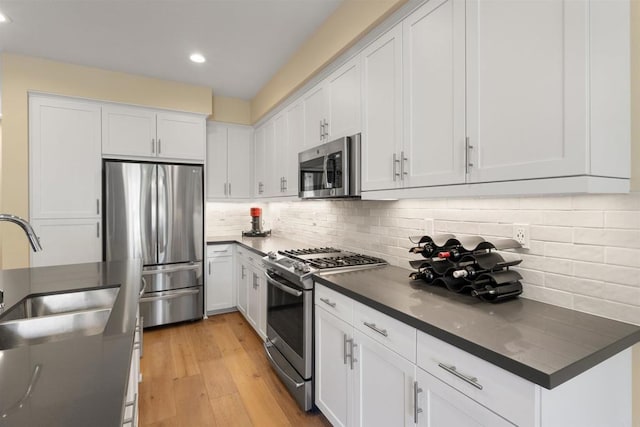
[[300, 263, 311, 273], [267, 251, 277, 260], [293, 262, 302, 271]]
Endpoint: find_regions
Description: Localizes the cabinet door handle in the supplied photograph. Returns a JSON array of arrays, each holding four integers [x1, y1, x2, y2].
[[438, 362, 483, 390], [96, 199, 100, 215], [350, 341, 357, 370], [151, 138, 155, 153], [208, 260, 212, 275], [466, 137, 474, 172], [241, 265, 246, 279], [158, 138, 162, 154], [96, 222, 100, 238], [319, 297, 336, 308], [401, 151, 408, 178], [414, 381, 423, 423], [283, 177, 287, 191], [228, 182, 231, 196], [343, 333, 348, 364], [363, 321, 388, 337], [319, 120, 323, 140], [324, 119, 329, 138], [224, 182, 228, 196], [393, 153, 400, 181]]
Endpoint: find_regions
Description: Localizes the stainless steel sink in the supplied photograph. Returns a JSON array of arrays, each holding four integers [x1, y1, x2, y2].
[[0, 309, 112, 349], [0, 287, 119, 322], [0, 287, 119, 350]]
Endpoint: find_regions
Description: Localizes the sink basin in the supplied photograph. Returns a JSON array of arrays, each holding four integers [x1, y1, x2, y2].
[[0, 287, 119, 322], [0, 287, 119, 350], [0, 308, 111, 350]]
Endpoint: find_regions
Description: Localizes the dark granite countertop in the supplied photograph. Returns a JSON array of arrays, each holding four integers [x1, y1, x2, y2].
[[314, 265, 640, 389], [0, 259, 142, 427], [207, 235, 309, 256]]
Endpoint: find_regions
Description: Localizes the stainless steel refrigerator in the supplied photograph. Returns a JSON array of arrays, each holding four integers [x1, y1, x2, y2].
[[104, 160, 204, 328]]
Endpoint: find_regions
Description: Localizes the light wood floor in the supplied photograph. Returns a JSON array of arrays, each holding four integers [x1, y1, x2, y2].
[[139, 311, 331, 427]]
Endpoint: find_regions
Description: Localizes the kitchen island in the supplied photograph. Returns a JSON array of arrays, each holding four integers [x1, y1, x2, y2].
[[0, 259, 142, 427]]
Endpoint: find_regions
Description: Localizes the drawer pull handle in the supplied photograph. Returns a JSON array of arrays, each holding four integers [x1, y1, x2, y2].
[[363, 321, 388, 337], [413, 381, 423, 423], [320, 297, 336, 308], [438, 362, 483, 390]]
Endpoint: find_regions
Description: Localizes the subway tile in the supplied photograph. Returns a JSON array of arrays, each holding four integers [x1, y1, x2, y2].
[[530, 226, 573, 243], [572, 261, 639, 286], [521, 285, 574, 309], [574, 228, 640, 249], [544, 242, 604, 263], [600, 283, 640, 306], [518, 196, 573, 210], [571, 194, 640, 211], [544, 273, 604, 299], [573, 295, 640, 325], [604, 247, 640, 268], [543, 211, 604, 227], [604, 211, 640, 229]]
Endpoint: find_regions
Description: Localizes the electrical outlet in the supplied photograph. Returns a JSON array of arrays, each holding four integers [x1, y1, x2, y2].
[[513, 224, 530, 249]]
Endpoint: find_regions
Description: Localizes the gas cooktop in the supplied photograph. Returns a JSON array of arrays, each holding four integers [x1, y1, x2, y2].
[[274, 247, 387, 272]]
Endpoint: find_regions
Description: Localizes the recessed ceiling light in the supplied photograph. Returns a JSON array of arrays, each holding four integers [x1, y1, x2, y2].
[[0, 12, 11, 23], [189, 53, 206, 64]]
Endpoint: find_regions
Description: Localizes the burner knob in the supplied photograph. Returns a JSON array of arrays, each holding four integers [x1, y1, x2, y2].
[[267, 251, 277, 260], [293, 262, 303, 271], [300, 263, 311, 273]]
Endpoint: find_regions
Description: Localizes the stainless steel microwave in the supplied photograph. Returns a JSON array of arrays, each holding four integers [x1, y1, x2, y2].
[[298, 134, 361, 199]]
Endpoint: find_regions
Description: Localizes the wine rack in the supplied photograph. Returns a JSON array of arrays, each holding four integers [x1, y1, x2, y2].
[[408, 234, 523, 302]]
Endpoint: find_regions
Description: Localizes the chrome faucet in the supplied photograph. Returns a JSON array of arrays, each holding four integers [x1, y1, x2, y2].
[[0, 214, 43, 252]]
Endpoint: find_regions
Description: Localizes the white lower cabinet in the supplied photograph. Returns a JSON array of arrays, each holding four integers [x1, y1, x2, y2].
[[315, 306, 352, 427], [234, 246, 266, 340], [352, 329, 415, 427], [206, 245, 235, 313], [415, 368, 511, 427]]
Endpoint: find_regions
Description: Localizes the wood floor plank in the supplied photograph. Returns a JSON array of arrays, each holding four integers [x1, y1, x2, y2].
[[170, 323, 200, 378], [138, 378, 177, 425], [143, 417, 179, 427], [199, 358, 238, 399], [209, 393, 253, 427], [187, 320, 223, 362], [142, 329, 177, 380], [173, 375, 217, 427]]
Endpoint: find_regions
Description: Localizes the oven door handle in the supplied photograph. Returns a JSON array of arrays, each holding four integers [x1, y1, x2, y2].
[[322, 155, 329, 190], [265, 271, 303, 297], [264, 341, 305, 388]]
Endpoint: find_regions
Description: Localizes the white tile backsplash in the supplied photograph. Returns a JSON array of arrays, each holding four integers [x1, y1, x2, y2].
[[207, 193, 640, 325]]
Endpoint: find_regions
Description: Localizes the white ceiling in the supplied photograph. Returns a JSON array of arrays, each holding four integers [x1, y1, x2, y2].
[[0, 0, 343, 100]]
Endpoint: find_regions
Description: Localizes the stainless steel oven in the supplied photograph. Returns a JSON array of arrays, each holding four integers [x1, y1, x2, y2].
[[298, 134, 361, 199], [264, 268, 314, 411], [262, 248, 387, 412]]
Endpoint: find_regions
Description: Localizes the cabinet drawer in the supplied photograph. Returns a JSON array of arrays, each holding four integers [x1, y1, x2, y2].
[[207, 244, 232, 257], [353, 300, 416, 363], [315, 284, 353, 324], [416, 331, 536, 427]]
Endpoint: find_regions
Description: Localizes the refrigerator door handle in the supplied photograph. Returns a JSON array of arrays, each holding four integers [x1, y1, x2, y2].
[[156, 164, 167, 262]]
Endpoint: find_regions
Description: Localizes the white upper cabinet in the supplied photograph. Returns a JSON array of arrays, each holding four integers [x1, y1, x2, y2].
[[303, 56, 362, 149], [254, 123, 267, 197], [283, 101, 303, 196], [327, 58, 362, 141], [303, 83, 328, 148], [29, 95, 102, 219], [103, 104, 206, 162], [403, 0, 466, 188], [361, 24, 404, 192], [466, 0, 585, 183], [156, 112, 206, 160], [206, 122, 253, 200]]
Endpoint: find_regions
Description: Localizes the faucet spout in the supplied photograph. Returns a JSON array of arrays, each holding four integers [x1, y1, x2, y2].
[[0, 214, 43, 252]]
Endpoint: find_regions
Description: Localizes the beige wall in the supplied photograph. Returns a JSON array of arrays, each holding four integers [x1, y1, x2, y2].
[[250, 0, 407, 123], [211, 96, 251, 125], [0, 53, 212, 269]]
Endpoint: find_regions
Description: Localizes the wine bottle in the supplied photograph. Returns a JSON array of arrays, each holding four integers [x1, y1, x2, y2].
[[409, 242, 437, 258], [452, 265, 479, 279], [409, 269, 436, 282], [471, 282, 522, 302]]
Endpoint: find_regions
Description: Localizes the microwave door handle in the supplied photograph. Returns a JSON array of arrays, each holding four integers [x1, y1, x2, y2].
[[327, 158, 336, 188]]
